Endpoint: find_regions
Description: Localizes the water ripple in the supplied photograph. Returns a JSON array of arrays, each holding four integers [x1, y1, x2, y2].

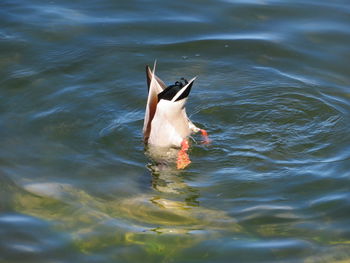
[[2, 0, 350, 262]]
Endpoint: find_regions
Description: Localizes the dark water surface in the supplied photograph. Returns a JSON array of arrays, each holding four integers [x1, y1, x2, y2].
[[1, 0, 350, 262]]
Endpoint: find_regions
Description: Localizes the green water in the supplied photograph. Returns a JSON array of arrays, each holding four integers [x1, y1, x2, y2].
[[1, 0, 350, 262]]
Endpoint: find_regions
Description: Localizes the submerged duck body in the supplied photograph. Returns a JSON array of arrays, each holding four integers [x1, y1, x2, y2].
[[143, 62, 208, 169], [143, 63, 200, 147]]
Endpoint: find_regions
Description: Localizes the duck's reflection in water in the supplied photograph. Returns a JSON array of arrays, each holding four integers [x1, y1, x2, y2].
[[12, 152, 241, 257]]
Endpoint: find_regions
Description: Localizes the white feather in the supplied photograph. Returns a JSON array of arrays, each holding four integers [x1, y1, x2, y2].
[[171, 77, 196, 102], [148, 99, 191, 147]]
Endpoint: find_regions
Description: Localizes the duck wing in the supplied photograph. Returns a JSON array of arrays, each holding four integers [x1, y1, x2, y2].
[[146, 63, 167, 91], [143, 62, 166, 143]]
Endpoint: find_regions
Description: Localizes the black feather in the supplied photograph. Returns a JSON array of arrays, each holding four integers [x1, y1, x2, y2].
[[157, 79, 193, 102]]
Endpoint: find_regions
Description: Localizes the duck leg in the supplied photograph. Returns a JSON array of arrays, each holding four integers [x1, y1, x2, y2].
[[176, 139, 191, 169], [189, 121, 210, 145]]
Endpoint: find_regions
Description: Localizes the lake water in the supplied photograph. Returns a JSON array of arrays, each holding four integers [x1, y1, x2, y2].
[[1, 0, 350, 262]]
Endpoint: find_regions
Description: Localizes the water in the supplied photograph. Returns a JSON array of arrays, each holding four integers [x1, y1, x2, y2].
[[1, 0, 350, 262]]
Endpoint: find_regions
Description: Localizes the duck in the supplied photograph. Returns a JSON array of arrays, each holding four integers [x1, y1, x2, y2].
[[143, 62, 209, 169]]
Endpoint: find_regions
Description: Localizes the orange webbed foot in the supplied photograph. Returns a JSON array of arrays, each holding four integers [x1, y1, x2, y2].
[[200, 129, 210, 144], [177, 139, 191, 169]]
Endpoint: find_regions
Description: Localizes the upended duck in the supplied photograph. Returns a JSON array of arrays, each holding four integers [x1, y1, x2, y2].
[[143, 62, 209, 169]]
